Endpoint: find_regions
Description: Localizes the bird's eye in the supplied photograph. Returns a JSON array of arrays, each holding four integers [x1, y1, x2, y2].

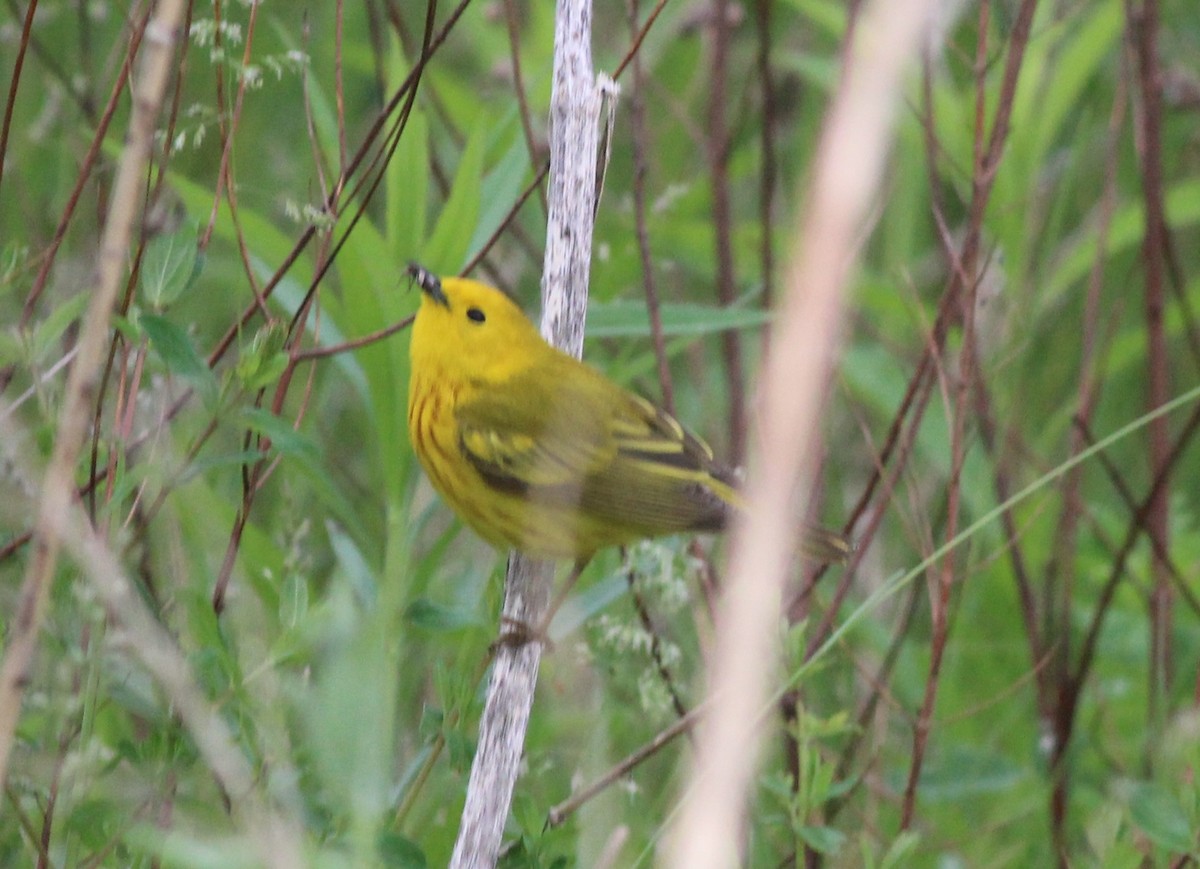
[[466, 307, 486, 323]]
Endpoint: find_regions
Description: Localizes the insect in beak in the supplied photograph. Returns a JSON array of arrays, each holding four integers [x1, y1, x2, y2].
[[407, 262, 449, 307]]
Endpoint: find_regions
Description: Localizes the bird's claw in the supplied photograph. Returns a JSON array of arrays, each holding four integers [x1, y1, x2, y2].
[[491, 615, 554, 653]]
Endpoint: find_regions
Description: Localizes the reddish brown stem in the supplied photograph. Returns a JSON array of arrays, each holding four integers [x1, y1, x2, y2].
[[504, 0, 548, 216], [753, 0, 780, 310], [706, 0, 746, 461], [1127, 0, 1173, 727], [627, 0, 675, 415], [0, 0, 38, 202], [17, 8, 151, 330]]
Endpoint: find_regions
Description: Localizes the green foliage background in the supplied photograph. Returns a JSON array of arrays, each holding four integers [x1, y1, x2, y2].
[[2, 0, 1199, 865]]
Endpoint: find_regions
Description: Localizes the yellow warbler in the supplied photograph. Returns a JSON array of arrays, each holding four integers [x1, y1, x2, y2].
[[405, 265, 849, 564]]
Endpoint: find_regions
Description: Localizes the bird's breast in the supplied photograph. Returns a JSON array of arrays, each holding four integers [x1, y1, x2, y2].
[[408, 376, 471, 506]]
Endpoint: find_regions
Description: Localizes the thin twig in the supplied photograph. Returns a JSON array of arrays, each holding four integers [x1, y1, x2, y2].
[[612, 0, 670, 80], [627, 569, 691, 723], [899, 0, 996, 828], [292, 315, 416, 362], [668, 0, 940, 862], [1075, 420, 1200, 616], [754, 0, 779, 310], [546, 708, 700, 828], [706, 0, 746, 462], [461, 163, 549, 277], [504, 0, 548, 215], [0, 0, 190, 791], [1127, 0, 1173, 727], [627, 0, 675, 414], [18, 7, 152, 329], [0, 0, 39, 201]]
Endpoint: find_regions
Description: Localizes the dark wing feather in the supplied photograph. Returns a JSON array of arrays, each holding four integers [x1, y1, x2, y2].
[[454, 359, 738, 537], [455, 361, 615, 498], [587, 393, 737, 533]]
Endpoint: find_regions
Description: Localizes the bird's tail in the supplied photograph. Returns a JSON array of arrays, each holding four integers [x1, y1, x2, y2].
[[801, 525, 854, 565]]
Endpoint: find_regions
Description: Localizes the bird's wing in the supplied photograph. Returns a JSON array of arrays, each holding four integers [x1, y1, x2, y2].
[[456, 362, 738, 534], [608, 394, 725, 482], [590, 393, 738, 532], [454, 366, 615, 495]]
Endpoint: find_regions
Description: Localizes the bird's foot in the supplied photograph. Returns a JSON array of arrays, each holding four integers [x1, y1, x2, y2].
[[491, 615, 555, 653]]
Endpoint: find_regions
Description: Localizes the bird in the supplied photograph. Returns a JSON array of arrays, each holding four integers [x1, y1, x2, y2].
[[405, 263, 849, 574]]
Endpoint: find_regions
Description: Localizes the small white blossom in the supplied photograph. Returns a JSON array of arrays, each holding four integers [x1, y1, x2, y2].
[[241, 64, 263, 89]]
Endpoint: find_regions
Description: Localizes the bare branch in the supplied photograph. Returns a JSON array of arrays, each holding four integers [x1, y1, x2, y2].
[[0, 0, 189, 792], [451, 1, 613, 865], [666, 0, 943, 862]]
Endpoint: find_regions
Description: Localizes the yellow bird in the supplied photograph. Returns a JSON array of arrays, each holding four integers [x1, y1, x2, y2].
[[405, 264, 849, 568]]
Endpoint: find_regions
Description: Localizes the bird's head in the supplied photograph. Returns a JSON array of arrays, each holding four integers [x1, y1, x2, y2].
[[408, 264, 545, 382]]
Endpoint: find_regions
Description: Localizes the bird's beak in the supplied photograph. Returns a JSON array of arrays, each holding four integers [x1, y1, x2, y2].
[[407, 262, 449, 307]]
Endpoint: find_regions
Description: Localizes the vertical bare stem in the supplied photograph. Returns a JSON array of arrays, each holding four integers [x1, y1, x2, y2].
[[899, 0, 990, 829], [1127, 0, 1172, 731], [505, 0, 549, 215], [754, 0, 779, 309], [336, 0, 348, 168], [627, 0, 675, 414], [1046, 69, 1126, 855], [707, 0, 746, 461], [896, 0, 1041, 829], [667, 0, 939, 863], [451, 1, 604, 865]]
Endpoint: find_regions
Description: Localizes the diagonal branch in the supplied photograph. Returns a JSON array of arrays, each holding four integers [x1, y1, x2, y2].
[[0, 0, 189, 792]]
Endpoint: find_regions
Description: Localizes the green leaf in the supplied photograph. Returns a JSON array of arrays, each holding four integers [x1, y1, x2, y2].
[[278, 571, 309, 629], [141, 223, 201, 309], [176, 449, 265, 484], [1128, 782, 1195, 854], [329, 522, 377, 609], [139, 313, 218, 407], [235, 322, 289, 391], [446, 727, 474, 771], [30, 292, 88, 362], [0, 327, 22, 368], [378, 832, 427, 869], [897, 746, 1026, 801], [782, 0, 847, 38], [548, 572, 628, 642], [238, 349, 289, 393], [1085, 802, 1123, 860], [879, 832, 920, 869], [106, 668, 168, 724], [1047, 175, 1200, 310], [124, 824, 260, 869], [109, 312, 140, 344], [798, 825, 846, 855], [404, 598, 486, 632], [239, 405, 368, 551], [1029, 0, 1121, 169], [389, 106, 429, 262], [239, 406, 321, 463], [255, 256, 370, 403], [304, 598, 396, 820], [418, 705, 444, 742], [423, 120, 486, 274], [466, 131, 531, 264], [0, 242, 27, 285], [585, 298, 772, 339]]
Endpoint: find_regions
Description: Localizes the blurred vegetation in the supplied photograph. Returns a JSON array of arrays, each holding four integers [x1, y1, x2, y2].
[[2, 0, 1200, 865]]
